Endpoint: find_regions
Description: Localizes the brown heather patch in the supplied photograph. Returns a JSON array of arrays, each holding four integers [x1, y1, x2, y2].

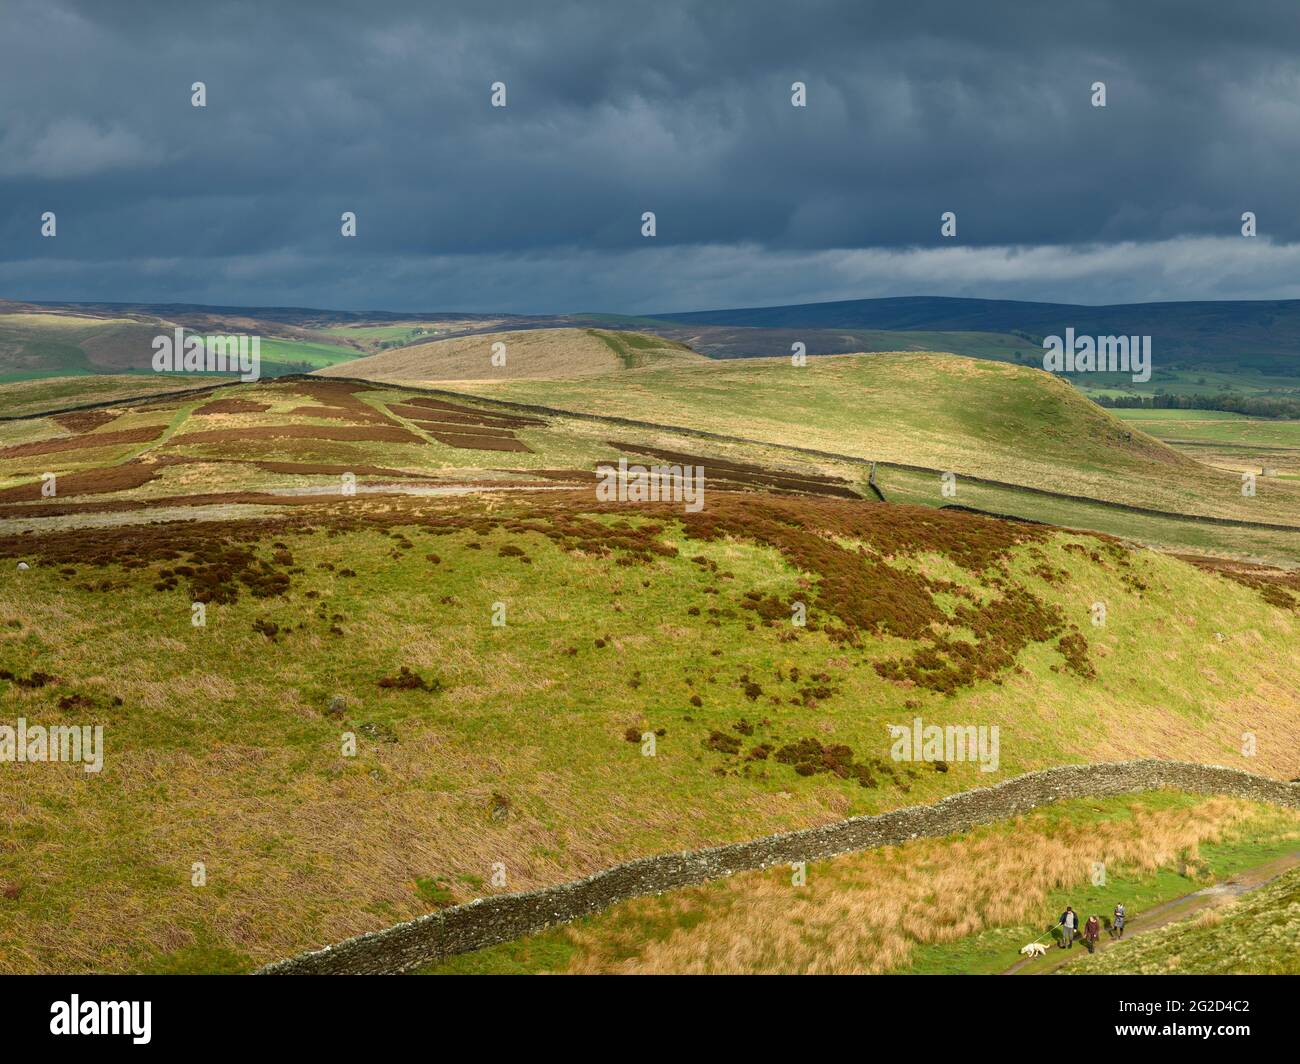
[[1063, 542, 1104, 564], [385, 397, 539, 451], [0, 425, 164, 459], [268, 379, 395, 424], [415, 427, 532, 453], [0, 521, 296, 604], [387, 397, 545, 429], [193, 398, 271, 415], [151, 456, 442, 481], [171, 424, 422, 446], [377, 666, 442, 692], [409, 419, 517, 440], [699, 710, 913, 790], [1174, 553, 1300, 612], [0, 491, 1099, 692], [51, 410, 119, 433], [0, 490, 414, 519], [772, 736, 914, 790], [673, 495, 1088, 692], [282, 406, 377, 422], [0, 462, 161, 503], [255, 460, 440, 479], [1056, 632, 1096, 678], [501, 468, 596, 484], [268, 378, 389, 422], [0, 668, 58, 688]]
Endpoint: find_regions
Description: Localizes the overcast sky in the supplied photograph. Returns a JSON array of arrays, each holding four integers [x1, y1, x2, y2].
[[2, 0, 1300, 314]]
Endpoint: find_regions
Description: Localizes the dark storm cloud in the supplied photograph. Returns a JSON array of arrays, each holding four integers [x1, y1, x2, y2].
[[2, 0, 1300, 311]]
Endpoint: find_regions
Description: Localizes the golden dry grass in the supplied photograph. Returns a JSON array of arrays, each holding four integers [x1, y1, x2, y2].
[[557, 796, 1300, 974]]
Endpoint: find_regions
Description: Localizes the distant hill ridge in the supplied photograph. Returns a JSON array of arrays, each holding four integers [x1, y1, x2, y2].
[[641, 295, 1300, 370]]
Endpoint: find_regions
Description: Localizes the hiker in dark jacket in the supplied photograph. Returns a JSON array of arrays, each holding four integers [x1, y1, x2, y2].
[[1059, 906, 1078, 948], [1084, 915, 1101, 952]]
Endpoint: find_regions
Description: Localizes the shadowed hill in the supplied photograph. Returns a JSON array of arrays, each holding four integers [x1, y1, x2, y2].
[[646, 295, 1300, 374]]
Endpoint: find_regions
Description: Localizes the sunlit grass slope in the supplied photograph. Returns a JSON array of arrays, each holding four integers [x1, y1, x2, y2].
[[454, 350, 1300, 524]]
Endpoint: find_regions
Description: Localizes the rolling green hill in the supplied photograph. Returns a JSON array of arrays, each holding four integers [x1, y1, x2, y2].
[[0, 307, 364, 381], [445, 349, 1300, 527], [1, 376, 1298, 972]]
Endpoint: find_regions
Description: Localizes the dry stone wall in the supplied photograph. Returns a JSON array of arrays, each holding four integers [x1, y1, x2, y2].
[[258, 759, 1299, 975]]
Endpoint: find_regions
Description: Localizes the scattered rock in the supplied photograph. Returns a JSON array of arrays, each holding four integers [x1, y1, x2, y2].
[[357, 720, 399, 743], [488, 793, 511, 821]]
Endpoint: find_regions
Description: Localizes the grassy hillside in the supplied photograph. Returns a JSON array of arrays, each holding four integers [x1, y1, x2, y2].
[[0, 308, 363, 380], [574, 317, 1044, 363], [451, 349, 1300, 526], [0, 374, 225, 417], [1070, 864, 1300, 975], [0, 313, 162, 378], [317, 328, 707, 382], [2, 374, 1289, 967], [5, 371, 1299, 566], [317, 319, 509, 353], [1, 376, 1297, 973], [420, 791, 1300, 974]]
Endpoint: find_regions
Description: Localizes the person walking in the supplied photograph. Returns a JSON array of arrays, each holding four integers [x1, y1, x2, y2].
[[1084, 914, 1101, 952], [1059, 905, 1078, 948], [1112, 902, 1126, 939]]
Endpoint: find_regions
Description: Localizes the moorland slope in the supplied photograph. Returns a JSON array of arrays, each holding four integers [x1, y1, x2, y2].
[[0, 375, 1298, 971], [425, 348, 1300, 526]]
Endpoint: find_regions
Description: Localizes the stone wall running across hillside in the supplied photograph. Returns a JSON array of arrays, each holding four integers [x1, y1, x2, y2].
[[258, 760, 1300, 975]]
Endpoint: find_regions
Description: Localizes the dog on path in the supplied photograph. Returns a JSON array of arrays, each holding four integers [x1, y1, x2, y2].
[[1020, 942, 1048, 958]]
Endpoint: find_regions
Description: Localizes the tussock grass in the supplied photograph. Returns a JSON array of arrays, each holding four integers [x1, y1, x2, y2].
[[423, 792, 1300, 975]]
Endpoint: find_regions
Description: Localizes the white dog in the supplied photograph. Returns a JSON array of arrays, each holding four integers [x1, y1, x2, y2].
[[1020, 942, 1048, 958]]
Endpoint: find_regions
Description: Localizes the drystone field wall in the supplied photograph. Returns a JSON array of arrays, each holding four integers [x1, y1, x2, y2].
[[259, 759, 1300, 975]]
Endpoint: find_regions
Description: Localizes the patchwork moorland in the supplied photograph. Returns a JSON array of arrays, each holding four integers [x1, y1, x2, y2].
[[439, 351, 1300, 524], [1, 312, 1298, 975]]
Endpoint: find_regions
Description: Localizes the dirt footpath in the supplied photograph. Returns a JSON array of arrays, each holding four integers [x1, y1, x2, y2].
[[1003, 850, 1300, 975]]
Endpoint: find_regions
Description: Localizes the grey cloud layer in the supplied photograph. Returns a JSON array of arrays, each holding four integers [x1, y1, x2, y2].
[[1, 0, 1298, 310]]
